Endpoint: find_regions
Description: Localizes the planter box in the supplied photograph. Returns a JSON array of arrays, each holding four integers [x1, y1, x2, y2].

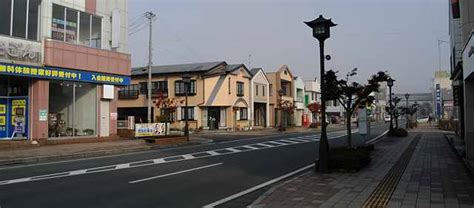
[[144, 136, 187, 146]]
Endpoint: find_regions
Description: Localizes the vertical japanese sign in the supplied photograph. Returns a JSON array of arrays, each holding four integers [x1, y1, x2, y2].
[[435, 84, 442, 119]]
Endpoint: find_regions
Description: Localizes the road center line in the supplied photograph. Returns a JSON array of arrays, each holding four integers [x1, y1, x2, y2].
[[129, 163, 223, 184]]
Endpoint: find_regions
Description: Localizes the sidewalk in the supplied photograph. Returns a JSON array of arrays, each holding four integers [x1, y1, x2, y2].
[[250, 126, 474, 207]]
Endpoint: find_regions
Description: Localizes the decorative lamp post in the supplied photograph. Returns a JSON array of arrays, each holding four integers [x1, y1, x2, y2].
[[405, 93, 410, 128], [278, 89, 285, 132], [182, 74, 191, 141], [387, 78, 395, 132], [305, 15, 337, 173]]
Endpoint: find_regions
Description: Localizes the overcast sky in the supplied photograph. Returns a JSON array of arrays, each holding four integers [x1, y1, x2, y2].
[[128, 0, 449, 93]]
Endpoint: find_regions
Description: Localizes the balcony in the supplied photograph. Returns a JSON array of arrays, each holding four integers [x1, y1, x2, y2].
[[118, 90, 139, 99]]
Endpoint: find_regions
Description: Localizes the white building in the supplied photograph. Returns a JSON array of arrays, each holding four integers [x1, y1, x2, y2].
[[293, 76, 306, 126], [304, 79, 320, 123], [249, 68, 270, 128]]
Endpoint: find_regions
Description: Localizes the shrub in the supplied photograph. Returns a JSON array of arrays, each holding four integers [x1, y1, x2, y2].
[[309, 122, 319, 128], [328, 147, 371, 172], [438, 119, 456, 131], [388, 128, 408, 137]]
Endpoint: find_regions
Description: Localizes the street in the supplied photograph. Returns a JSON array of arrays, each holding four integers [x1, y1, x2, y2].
[[0, 123, 387, 208]]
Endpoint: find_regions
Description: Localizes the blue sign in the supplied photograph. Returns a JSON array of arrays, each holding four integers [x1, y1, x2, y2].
[[435, 84, 442, 119], [0, 62, 130, 86]]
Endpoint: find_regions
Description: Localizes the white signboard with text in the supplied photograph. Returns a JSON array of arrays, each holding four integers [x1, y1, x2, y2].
[[135, 123, 169, 137]]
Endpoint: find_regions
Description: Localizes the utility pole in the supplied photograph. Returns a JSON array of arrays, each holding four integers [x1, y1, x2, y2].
[[438, 39, 448, 71], [145, 11, 156, 123]]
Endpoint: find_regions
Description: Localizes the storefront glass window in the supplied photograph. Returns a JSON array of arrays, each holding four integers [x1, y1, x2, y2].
[[49, 81, 74, 137], [74, 83, 97, 136], [12, 0, 27, 38], [49, 81, 97, 138], [66, 8, 78, 43], [52, 4, 65, 41]]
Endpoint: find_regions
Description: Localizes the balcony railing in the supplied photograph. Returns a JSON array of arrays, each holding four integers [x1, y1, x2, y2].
[[118, 90, 139, 99]]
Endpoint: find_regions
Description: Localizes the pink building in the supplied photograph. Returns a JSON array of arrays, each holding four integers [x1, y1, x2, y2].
[[0, 0, 130, 141]]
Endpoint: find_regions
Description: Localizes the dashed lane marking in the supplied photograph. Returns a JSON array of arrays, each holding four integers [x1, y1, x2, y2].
[[129, 163, 223, 184]]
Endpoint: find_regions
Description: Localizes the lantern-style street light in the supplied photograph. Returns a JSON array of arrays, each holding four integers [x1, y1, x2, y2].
[[387, 78, 395, 132], [405, 93, 410, 128], [182, 74, 191, 141], [305, 15, 337, 173]]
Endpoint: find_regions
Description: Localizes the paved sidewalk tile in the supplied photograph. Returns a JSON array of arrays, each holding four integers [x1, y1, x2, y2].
[[387, 132, 474, 208], [250, 131, 415, 208]]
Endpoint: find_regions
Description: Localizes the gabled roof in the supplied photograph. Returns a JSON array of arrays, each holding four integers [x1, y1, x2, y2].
[[131, 61, 226, 76], [226, 64, 252, 78], [250, 68, 261, 76]]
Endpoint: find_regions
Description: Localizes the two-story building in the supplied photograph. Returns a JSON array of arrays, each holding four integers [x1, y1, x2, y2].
[[267, 65, 295, 128], [293, 76, 306, 127], [117, 62, 252, 131], [0, 0, 130, 141], [250, 68, 270, 128], [304, 78, 320, 123]]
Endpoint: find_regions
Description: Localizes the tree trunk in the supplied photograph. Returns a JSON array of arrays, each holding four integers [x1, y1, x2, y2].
[[346, 112, 352, 148], [395, 116, 399, 129]]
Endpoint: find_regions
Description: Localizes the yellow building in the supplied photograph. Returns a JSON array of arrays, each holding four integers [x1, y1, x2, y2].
[[117, 62, 252, 131], [266, 65, 295, 128]]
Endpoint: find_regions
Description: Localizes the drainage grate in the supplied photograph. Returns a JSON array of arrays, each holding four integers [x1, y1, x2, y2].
[[363, 134, 421, 208]]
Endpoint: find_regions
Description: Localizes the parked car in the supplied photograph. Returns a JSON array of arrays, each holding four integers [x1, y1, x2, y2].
[[384, 115, 391, 123]]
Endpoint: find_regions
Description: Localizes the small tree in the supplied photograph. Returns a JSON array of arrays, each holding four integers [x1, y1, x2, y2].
[[155, 91, 183, 135], [325, 69, 389, 148], [279, 100, 295, 130], [307, 102, 321, 126], [401, 103, 419, 128]]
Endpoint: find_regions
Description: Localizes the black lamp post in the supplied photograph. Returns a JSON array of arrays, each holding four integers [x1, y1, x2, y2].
[[387, 78, 394, 131], [182, 74, 191, 141], [405, 93, 410, 128], [305, 15, 336, 173], [278, 89, 285, 131]]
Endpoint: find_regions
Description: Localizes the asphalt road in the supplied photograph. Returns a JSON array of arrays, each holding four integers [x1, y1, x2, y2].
[[0, 123, 388, 208]]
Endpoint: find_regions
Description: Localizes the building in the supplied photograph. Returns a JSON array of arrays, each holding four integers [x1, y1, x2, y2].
[[393, 93, 433, 119], [304, 78, 320, 123], [117, 62, 252, 131], [372, 82, 388, 121], [293, 76, 306, 127], [0, 0, 131, 141], [326, 100, 344, 124], [267, 65, 295, 128], [249, 68, 270, 128]]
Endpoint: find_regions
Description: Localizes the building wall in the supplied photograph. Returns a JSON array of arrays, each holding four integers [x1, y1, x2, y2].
[[250, 69, 270, 128], [460, 0, 474, 45]]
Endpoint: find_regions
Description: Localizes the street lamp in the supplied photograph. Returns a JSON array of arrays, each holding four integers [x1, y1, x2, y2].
[[278, 89, 285, 131], [405, 93, 410, 129], [305, 14, 337, 173], [387, 78, 395, 132], [182, 74, 191, 141]]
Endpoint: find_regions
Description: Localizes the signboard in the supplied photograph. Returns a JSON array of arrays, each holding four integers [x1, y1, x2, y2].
[[39, 109, 48, 121], [0, 62, 130, 86], [135, 123, 168, 137], [0, 36, 41, 64], [435, 84, 442, 119], [358, 108, 368, 135]]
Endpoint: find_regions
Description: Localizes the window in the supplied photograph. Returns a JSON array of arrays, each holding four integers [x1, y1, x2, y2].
[[0, 0, 40, 39], [263, 86, 265, 96], [181, 107, 195, 120], [12, 0, 27, 38], [49, 81, 97, 137], [237, 82, 244, 97], [228, 78, 231, 94], [255, 84, 258, 96], [160, 109, 176, 122], [175, 80, 196, 95], [312, 92, 315, 100], [118, 84, 139, 99], [152, 81, 168, 96], [239, 108, 248, 120], [52, 4, 102, 49]]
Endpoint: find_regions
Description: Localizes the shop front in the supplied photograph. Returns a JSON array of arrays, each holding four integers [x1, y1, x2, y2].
[[0, 62, 130, 141]]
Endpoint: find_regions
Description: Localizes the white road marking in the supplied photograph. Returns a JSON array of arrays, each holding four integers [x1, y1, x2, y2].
[[225, 148, 242, 153], [242, 145, 259, 150], [279, 139, 300, 144], [0, 129, 385, 186], [182, 154, 196, 160], [129, 163, 223, 184], [202, 163, 315, 208], [206, 151, 220, 156]]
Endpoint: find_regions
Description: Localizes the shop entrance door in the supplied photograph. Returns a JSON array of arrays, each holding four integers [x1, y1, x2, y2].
[[0, 97, 28, 140], [208, 107, 220, 130], [100, 101, 110, 137]]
